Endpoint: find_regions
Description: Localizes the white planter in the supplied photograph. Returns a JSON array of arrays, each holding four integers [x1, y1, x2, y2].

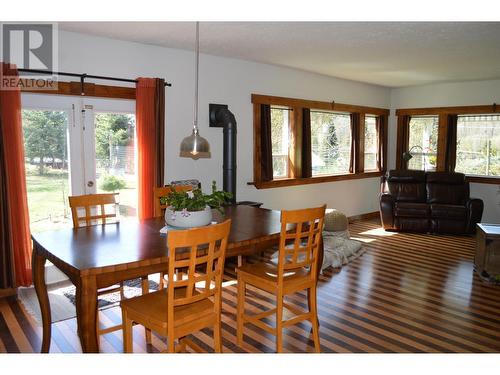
[[165, 206, 213, 228]]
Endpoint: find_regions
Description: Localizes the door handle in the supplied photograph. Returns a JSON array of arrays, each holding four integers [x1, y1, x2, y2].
[[87, 181, 94, 188]]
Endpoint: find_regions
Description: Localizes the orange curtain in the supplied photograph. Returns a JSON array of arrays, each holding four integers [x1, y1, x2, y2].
[[136, 78, 165, 220], [0, 63, 32, 287]]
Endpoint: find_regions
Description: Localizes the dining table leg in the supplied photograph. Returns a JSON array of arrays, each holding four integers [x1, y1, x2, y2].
[[75, 275, 99, 353], [32, 246, 51, 353]]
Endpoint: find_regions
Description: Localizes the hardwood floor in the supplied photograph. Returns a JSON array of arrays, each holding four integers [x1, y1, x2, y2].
[[1, 218, 500, 353]]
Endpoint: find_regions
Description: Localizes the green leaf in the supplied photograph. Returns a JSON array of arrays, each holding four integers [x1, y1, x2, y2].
[[160, 182, 232, 212]]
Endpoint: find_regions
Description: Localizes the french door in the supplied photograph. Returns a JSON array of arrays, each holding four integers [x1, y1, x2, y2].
[[21, 94, 137, 233]]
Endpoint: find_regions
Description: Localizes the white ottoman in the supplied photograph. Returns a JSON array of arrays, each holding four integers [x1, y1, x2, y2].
[[321, 209, 364, 272]]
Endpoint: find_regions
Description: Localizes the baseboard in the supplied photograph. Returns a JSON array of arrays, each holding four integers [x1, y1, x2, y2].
[[0, 288, 17, 298], [348, 211, 379, 223]]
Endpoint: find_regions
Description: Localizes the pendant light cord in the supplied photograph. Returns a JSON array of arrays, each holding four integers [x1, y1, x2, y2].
[[179, 21, 210, 159], [193, 21, 199, 133]]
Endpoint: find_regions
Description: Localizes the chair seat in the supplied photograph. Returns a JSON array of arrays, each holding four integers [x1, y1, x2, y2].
[[121, 288, 214, 330], [237, 262, 312, 293]]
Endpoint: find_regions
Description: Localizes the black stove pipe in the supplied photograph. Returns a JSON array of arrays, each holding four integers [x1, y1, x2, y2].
[[209, 104, 237, 204]]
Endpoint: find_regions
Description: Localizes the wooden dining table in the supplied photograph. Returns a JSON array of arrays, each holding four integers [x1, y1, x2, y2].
[[32, 205, 290, 353]]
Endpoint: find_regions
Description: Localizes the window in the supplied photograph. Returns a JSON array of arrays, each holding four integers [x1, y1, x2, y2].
[[252, 94, 388, 188], [310, 111, 351, 176], [396, 103, 499, 184], [270, 107, 291, 179], [364, 115, 378, 171], [21, 95, 137, 233], [408, 116, 438, 171], [95, 112, 138, 218], [456, 115, 500, 177], [22, 109, 71, 233]]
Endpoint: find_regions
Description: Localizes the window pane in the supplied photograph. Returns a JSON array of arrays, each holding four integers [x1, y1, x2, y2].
[[271, 108, 290, 178], [364, 115, 378, 171], [456, 115, 500, 177], [310, 111, 351, 176], [95, 113, 137, 219], [22, 110, 72, 233], [408, 116, 438, 171]]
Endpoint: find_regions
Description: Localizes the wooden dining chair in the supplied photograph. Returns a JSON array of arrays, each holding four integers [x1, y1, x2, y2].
[[68, 193, 148, 338], [121, 219, 231, 353], [68, 193, 119, 228], [153, 185, 193, 218], [236, 205, 326, 353], [153, 184, 194, 289]]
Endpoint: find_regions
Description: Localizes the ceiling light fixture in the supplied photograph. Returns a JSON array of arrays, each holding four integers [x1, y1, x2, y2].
[[179, 21, 210, 159]]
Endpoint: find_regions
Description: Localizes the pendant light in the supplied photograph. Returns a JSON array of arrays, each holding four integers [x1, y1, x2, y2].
[[179, 22, 211, 159]]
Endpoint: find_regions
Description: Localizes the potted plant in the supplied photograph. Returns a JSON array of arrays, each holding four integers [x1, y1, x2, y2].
[[160, 181, 232, 228]]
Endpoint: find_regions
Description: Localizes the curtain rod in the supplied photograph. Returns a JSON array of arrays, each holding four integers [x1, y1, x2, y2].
[[17, 68, 172, 87]]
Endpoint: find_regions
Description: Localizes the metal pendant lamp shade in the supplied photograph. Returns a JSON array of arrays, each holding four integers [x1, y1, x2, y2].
[[180, 22, 210, 159], [179, 128, 210, 158]]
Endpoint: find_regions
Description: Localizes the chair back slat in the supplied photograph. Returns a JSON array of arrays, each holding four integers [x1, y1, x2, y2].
[[166, 220, 231, 310], [277, 205, 326, 280], [68, 193, 119, 228], [153, 185, 194, 218]]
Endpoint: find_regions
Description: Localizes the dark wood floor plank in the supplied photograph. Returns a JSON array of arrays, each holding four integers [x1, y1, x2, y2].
[[0, 311, 20, 353], [344, 261, 500, 324], [7, 297, 41, 352]]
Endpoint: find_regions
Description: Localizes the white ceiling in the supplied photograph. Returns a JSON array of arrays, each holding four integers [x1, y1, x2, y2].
[[59, 22, 500, 88]]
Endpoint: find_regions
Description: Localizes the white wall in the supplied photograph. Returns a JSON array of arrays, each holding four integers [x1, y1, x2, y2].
[[55, 30, 391, 216], [390, 80, 500, 222]]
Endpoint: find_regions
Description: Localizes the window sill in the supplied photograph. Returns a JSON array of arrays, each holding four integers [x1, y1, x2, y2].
[[249, 171, 383, 189], [466, 176, 500, 185]]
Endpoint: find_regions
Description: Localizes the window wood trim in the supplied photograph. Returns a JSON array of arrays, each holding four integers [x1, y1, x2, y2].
[[249, 171, 383, 189], [20, 79, 136, 100], [252, 103, 263, 184], [396, 104, 498, 116], [252, 94, 390, 117], [252, 94, 389, 189], [395, 104, 500, 184]]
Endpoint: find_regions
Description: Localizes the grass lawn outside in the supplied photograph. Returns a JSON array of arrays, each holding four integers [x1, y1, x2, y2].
[[26, 164, 138, 233], [25, 164, 71, 233]]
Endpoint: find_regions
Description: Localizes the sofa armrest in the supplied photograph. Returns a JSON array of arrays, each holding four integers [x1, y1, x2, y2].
[[380, 193, 395, 230], [465, 198, 484, 234]]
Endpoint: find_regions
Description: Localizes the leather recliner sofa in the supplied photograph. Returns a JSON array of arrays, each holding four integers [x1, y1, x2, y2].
[[380, 170, 483, 234]]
